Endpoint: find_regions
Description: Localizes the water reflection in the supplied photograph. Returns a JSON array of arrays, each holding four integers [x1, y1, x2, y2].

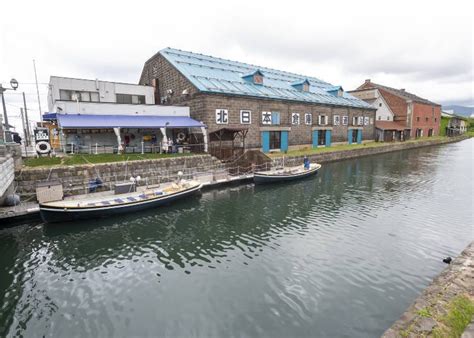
[[1, 139, 472, 337]]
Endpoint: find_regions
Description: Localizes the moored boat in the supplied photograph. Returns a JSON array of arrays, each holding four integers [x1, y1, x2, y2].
[[253, 163, 321, 184], [40, 180, 202, 223]]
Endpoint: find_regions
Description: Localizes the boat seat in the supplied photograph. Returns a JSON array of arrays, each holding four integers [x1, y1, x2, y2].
[[114, 198, 124, 203], [127, 197, 136, 201], [101, 201, 111, 205]]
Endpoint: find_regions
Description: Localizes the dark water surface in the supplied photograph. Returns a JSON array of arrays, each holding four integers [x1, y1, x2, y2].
[[1, 139, 473, 338]]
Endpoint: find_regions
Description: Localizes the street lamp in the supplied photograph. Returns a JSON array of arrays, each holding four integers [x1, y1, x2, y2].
[[1, 78, 19, 143]]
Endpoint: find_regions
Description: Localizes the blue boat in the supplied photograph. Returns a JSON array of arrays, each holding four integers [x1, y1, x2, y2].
[[40, 180, 202, 223], [253, 163, 321, 184]]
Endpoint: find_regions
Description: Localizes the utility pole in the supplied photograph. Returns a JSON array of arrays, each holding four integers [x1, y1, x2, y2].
[[20, 108, 28, 153], [22, 92, 31, 146], [0, 90, 10, 142], [33, 59, 43, 126]]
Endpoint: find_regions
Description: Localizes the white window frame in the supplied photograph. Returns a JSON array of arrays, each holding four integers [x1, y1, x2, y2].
[[304, 113, 312, 125], [333, 115, 340, 126], [342, 116, 348, 125], [262, 111, 272, 125], [216, 109, 229, 124], [291, 113, 300, 125], [240, 110, 251, 124], [364, 117, 369, 126], [318, 115, 327, 126], [358, 116, 364, 126]]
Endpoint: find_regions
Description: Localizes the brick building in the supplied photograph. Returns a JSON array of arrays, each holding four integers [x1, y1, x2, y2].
[[349, 80, 441, 141], [139, 48, 375, 154]]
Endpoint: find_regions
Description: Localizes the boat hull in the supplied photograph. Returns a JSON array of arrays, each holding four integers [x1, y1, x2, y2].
[[40, 184, 202, 223], [253, 165, 320, 184]]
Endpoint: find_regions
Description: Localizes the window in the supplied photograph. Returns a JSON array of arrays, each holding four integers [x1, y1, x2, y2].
[[386, 116, 389, 121], [417, 117, 420, 122], [425, 117, 429, 122], [59, 90, 99, 102], [272, 112, 280, 125], [254, 74, 263, 85], [240, 110, 251, 124], [358, 116, 364, 126], [216, 109, 229, 124], [292, 113, 300, 125], [305, 113, 312, 125], [379, 103, 382, 107], [378, 116, 382, 120], [116, 94, 145, 104], [364, 117, 369, 125], [333, 115, 340, 126], [342, 116, 348, 125], [318, 115, 327, 125], [435, 118, 437, 122], [370, 118, 374, 125]]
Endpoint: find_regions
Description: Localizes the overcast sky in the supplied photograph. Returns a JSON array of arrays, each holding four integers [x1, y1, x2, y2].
[[1, 0, 473, 132]]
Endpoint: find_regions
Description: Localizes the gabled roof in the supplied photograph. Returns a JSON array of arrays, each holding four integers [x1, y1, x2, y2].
[[155, 48, 373, 109], [354, 81, 440, 106], [242, 69, 264, 78]]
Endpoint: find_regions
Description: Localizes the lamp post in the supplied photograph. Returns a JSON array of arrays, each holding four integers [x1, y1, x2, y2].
[[0, 78, 19, 143]]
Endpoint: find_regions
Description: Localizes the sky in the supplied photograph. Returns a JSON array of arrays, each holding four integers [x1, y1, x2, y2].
[[1, 0, 473, 133]]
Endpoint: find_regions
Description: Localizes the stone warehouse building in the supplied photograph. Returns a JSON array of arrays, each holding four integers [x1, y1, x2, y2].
[[139, 48, 375, 154], [349, 80, 441, 141]]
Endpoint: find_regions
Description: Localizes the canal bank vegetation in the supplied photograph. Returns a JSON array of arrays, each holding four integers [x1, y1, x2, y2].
[[400, 295, 474, 338], [24, 153, 194, 167], [268, 136, 450, 158]]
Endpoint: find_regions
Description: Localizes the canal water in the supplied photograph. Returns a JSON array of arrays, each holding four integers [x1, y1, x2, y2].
[[1, 139, 472, 337]]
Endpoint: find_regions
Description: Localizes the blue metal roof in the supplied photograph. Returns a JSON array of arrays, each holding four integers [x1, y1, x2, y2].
[[159, 48, 373, 109], [56, 114, 206, 128]]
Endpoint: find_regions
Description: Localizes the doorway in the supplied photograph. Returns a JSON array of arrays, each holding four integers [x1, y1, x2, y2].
[[269, 131, 281, 150], [318, 130, 326, 146]]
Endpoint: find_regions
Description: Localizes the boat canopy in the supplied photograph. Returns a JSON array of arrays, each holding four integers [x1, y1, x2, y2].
[[56, 114, 206, 129]]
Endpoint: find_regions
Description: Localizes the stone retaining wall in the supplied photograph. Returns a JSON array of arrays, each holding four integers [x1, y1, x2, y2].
[[382, 241, 473, 337], [15, 155, 222, 199], [275, 136, 469, 167]]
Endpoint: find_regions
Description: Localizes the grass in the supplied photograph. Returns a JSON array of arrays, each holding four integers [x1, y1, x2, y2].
[[417, 307, 432, 318], [268, 136, 450, 158], [432, 296, 474, 338], [24, 152, 194, 167]]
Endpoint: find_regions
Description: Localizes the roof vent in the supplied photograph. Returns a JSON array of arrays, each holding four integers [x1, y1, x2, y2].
[[242, 70, 264, 85], [365, 79, 371, 83], [326, 86, 344, 97], [291, 79, 310, 92]]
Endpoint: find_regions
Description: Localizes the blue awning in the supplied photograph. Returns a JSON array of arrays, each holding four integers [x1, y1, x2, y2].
[[57, 114, 206, 129], [43, 113, 57, 121]]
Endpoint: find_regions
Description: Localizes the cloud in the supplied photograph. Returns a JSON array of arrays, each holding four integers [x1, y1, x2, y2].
[[1, 0, 473, 134]]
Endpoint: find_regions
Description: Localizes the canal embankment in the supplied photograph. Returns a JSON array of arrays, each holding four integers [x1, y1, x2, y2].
[[271, 135, 470, 166], [382, 241, 474, 338]]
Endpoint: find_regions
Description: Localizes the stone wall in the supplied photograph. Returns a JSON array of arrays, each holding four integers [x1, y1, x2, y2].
[[382, 241, 473, 337], [0, 157, 15, 205], [15, 155, 222, 200], [277, 136, 470, 167]]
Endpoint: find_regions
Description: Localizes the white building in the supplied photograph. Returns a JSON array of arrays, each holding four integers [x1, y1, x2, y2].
[[44, 76, 207, 154], [348, 87, 394, 122]]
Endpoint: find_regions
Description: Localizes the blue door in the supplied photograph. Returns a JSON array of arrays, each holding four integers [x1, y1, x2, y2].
[[262, 131, 270, 153], [357, 129, 362, 144], [325, 130, 331, 147], [281, 131, 288, 152], [312, 130, 318, 148], [348, 129, 353, 145]]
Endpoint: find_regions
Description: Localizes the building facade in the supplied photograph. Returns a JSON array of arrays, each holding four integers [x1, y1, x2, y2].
[[350, 80, 441, 141], [139, 48, 376, 153], [45, 76, 205, 153]]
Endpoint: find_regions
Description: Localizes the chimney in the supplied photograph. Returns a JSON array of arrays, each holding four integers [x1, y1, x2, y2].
[[365, 79, 371, 83]]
